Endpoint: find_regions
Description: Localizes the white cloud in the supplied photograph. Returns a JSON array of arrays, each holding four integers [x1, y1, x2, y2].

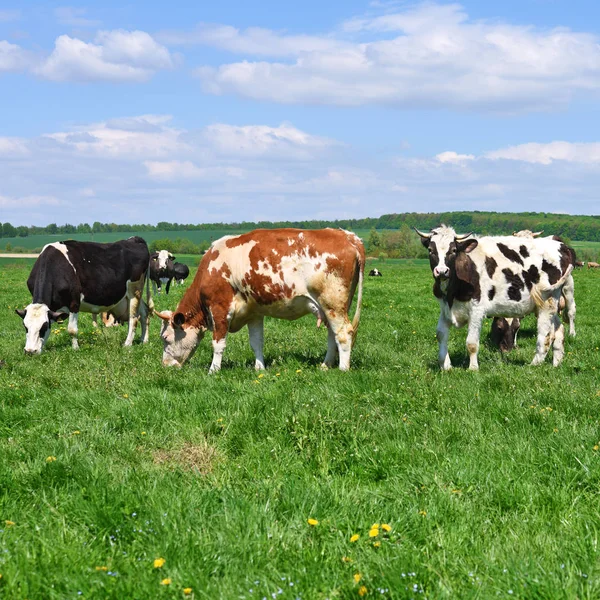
[[55, 7, 101, 28], [0, 136, 29, 156], [194, 3, 600, 112], [0, 40, 31, 72], [436, 151, 475, 164], [0, 194, 61, 208], [35, 30, 175, 82], [486, 141, 600, 165]]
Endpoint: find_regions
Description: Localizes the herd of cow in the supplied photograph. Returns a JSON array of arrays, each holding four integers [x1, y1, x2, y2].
[[14, 226, 590, 372]]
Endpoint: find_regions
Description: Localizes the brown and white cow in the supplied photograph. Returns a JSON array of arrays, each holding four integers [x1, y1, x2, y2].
[[588, 262, 600, 269], [155, 228, 365, 372], [416, 225, 573, 370]]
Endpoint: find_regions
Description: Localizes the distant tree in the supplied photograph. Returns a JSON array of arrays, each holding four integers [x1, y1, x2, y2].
[[367, 227, 381, 252], [46, 223, 58, 234], [2, 222, 16, 238], [16, 226, 28, 238], [77, 223, 92, 234]]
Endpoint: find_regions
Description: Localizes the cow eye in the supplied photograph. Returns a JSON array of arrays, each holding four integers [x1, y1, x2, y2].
[[39, 323, 49, 337], [451, 248, 457, 254]]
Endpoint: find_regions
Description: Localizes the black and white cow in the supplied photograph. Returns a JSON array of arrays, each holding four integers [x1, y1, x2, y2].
[[16, 237, 152, 354], [369, 268, 383, 277], [149, 250, 176, 294], [415, 225, 573, 370], [172, 262, 190, 285]]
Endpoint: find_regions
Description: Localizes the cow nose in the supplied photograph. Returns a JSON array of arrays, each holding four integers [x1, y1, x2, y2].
[[434, 266, 450, 279], [24, 348, 39, 356]]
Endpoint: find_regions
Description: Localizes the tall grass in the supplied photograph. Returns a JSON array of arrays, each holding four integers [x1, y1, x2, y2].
[[1, 260, 600, 598]]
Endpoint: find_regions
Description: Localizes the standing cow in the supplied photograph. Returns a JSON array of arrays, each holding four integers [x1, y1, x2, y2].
[[150, 250, 176, 294], [16, 237, 152, 354], [155, 228, 365, 372], [415, 225, 573, 370], [172, 262, 190, 285]]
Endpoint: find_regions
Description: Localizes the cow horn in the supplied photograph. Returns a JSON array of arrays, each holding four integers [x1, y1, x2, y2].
[[154, 310, 171, 321], [532, 230, 544, 238], [413, 227, 432, 239], [455, 232, 473, 241]]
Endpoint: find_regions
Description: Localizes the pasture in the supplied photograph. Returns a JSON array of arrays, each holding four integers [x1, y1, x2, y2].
[[1, 258, 600, 598]]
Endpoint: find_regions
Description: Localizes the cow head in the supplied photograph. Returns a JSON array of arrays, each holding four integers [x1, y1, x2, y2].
[[415, 225, 478, 281], [513, 230, 544, 238], [490, 317, 521, 352], [155, 310, 205, 367], [151, 250, 176, 274], [16, 303, 68, 354]]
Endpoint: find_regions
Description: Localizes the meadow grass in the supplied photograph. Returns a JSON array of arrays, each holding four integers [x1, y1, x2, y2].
[[1, 259, 600, 599]]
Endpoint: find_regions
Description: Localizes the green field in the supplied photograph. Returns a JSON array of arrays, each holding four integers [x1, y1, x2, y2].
[[1, 260, 600, 598]]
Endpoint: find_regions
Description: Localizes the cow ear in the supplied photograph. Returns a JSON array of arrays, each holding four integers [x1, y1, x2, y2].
[[457, 239, 478, 253], [50, 311, 68, 323], [171, 255, 176, 261], [173, 312, 186, 328], [455, 253, 476, 284], [15, 308, 26, 319]]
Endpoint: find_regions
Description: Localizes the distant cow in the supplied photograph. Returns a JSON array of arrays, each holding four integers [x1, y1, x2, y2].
[[588, 262, 600, 269], [172, 262, 190, 285], [416, 225, 573, 369], [150, 250, 175, 294], [155, 228, 365, 372], [369, 268, 383, 277], [575, 261, 584, 268], [513, 230, 544, 238], [16, 237, 152, 354]]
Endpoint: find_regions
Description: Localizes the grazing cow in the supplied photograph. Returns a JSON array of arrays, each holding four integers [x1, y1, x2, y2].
[[415, 225, 573, 370], [16, 237, 152, 354], [490, 317, 521, 352], [155, 228, 365, 372], [149, 250, 175, 294], [369, 268, 383, 277], [172, 262, 190, 285], [588, 262, 600, 269], [575, 261, 584, 268]]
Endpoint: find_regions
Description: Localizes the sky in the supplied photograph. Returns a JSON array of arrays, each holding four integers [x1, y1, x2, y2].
[[1, 0, 600, 226]]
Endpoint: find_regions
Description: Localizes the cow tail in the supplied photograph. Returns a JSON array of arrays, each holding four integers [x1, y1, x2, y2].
[[531, 264, 573, 309], [145, 265, 154, 316], [351, 248, 365, 347]]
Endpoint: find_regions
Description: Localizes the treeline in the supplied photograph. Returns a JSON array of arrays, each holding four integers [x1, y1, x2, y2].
[[2, 211, 600, 241]]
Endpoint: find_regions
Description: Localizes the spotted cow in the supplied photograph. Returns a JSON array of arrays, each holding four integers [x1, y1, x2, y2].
[[369, 268, 383, 277], [16, 237, 152, 354], [416, 225, 574, 369], [155, 228, 365, 372], [149, 250, 175, 294]]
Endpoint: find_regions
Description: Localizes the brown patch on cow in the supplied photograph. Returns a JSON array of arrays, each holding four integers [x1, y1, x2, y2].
[[497, 243, 524, 266], [152, 440, 219, 475], [559, 243, 575, 273], [485, 256, 497, 278], [454, 253, 481, 302], [542, 259, 561, 285]]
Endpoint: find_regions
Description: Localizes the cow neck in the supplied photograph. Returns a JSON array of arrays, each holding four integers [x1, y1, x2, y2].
[[434, 271, 464, 308], [175, 280, 207, 330]]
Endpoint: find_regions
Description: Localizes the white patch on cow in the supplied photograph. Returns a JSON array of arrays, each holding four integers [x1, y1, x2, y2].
[[43, 242, 76, 272], [160, 312, 203, 367], [22, 303, 51, 354], [155, 250, 172, 270], [207, 239, 258, 281], [298, 232, 304, 241]]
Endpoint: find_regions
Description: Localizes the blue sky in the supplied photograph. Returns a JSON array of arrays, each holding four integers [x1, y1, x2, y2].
[[1, 0, 600, 226]]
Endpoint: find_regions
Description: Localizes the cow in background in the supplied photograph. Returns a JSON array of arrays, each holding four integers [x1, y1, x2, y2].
[[172, 262, 190, 285], [513, 230, 544, 238], [16, 237, 152, 354], [416, 225, 573, 370], [588, 262, 600, 269], [369, 268, 383, 277], [150, 250, 175, 294], [156, 228, 365, 373], [490, 317, 521, 353]]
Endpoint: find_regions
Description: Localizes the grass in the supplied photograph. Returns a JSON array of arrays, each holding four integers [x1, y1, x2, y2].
[[1, 259, 600, 598]]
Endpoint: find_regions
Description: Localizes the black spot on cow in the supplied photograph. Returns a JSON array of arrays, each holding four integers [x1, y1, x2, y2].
[[485, 256, 497, 278], [497, 243, 524, 266], [426, 241, 439, 272], [542, 259, 561, 285], [522, 264, 540, 290], [502, 268, 525, 301], [519, 245, 529, 258], [488, 287, 496, 301]]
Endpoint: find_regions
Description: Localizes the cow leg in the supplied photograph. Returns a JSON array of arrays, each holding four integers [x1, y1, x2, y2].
[[531, 309, 555, 366], [552, 313, 566, 367], [209, 336, 227, 374], [68, 312, 79, 350], [124, 289, 142, 347], [466, 316, 483, 371], [321, 326, 339, 370], [248, 318, 266, 370], [138, 299, 150, 343], [436, 315, 452, 370], [562, 275, 576, 337], [92, 313, 98, 328], [326, 315, 353, 371]]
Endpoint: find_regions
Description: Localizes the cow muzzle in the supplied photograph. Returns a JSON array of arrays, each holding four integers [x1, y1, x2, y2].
[[433, 266, 450, 279], [162, 356, 182, 368], [24, 347, 42, 356]]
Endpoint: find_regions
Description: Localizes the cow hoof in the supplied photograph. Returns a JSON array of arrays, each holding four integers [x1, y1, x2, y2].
[[320, 363, 330, 371]]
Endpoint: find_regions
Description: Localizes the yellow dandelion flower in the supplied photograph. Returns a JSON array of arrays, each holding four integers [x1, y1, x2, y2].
[[419, 510, 427, 516], [358, 585, 368, 596], [276, 373, 281, 376], [46, 456, 57, 463], [141, 431, 147, 435], [373, 541, 381, 547], [258, 373, 265, 378], [353, 573, 362, 583], [307, 518, 319, 526], [296, 369, 302, 373], [122, 394, 129, 399], [72, 430, 81, 435], [381, 523, 392, 532], [350, 533, 360, 543], [342, 556, 352, 563], [553, 428, 558, 433], [5, 520, 15, 527], [183, 589, 193, 595], [594, 446, 599, 451], [368, 527, 379, 538], [153, 557, 166, 568], [95, 566, 108, 571], [160, 578, 171, 586]]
